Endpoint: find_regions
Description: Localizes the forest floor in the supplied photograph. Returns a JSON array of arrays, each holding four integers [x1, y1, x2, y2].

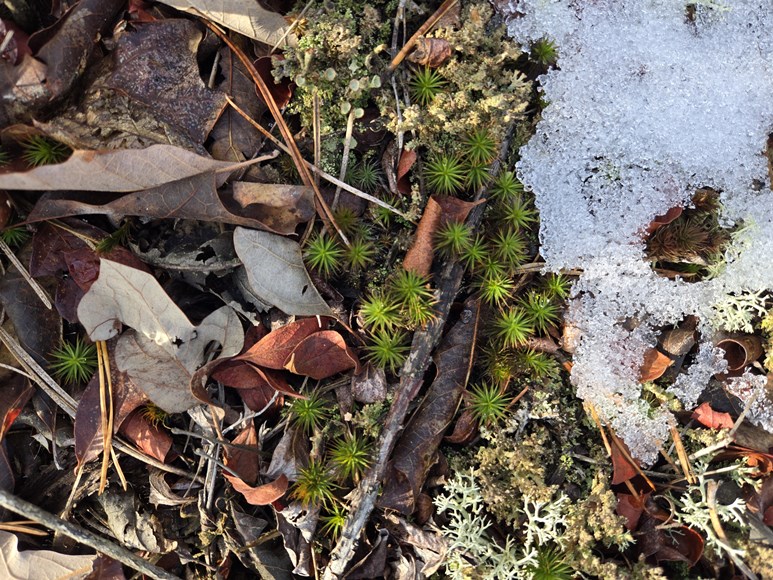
[[0, 1, 771, 579]]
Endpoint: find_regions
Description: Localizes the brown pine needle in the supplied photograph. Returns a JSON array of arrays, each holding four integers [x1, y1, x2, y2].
[[670, 424, 696, 484], [0, 521, 48, 536], [97, 341, 121, 494], [585, 402, 612, 455]]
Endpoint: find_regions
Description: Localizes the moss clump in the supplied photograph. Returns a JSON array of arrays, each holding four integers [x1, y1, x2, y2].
[[273, 5, 391, 171], [561, 474, 634, 577], [475, 427, 557, 523], [387, 3, 530, 155]]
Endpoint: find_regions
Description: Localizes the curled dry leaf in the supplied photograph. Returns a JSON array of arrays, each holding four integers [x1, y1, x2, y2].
[[236, 317, 326, 369], [118, 408, 173, 463], [77, 259, 243, 413], [284, 330, 361, 380], [407, 38, 452, 68], [233, 227, 332, 317], [691, 401, 733, 430], [639, 348, 672, 382], [231, 182, 315, 234]]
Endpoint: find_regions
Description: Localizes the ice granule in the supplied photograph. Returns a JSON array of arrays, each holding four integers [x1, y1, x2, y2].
[[725, 373, 773, 433], [507, 0, 773, 463]]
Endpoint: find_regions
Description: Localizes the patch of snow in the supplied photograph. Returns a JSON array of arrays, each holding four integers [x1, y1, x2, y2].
[[507, 0, 773, 463]]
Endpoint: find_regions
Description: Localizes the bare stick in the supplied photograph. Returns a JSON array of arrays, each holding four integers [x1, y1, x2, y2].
[[0, 488, 181, 580], [0, 239, 52, 309]]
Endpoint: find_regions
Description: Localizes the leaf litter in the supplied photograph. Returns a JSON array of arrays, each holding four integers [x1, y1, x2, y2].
[[0, 1, 770, 579]]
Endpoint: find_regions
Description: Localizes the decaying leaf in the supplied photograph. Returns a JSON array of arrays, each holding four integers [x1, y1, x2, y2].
[[236, 317, 327, 369], [283, 330, 361, 380], [232, 182, 315, 234], [155, 0, 296, 46], [228, 474, 289, 507], [107, 20, 227, 144], [118, 408, 173, 463], [210, 48, 266, 162], [0, 530, 102, 580], [351, 365, 387, 404], [31, 0, 125, 98], [407, 38, 452, 68], [0, 144, 232, 192], [77, 259, 243, 412], [639, 348, 672, 382], [98, 490, 176, 553], [233, 228, 333, 317], [610, 432, 641, 486], [0, 376, 34, 442]]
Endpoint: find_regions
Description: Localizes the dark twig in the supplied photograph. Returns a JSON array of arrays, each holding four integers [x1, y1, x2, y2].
[[0, 488, 180, 580]]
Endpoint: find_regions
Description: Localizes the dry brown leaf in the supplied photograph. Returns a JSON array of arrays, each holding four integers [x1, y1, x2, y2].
[[231, 182, 315, 234], [402, 196, 442, 276], [691, 401, 733, 430], [107, 20, 227, 145], [233, 228, 333, 317], [0, 144, 232, 192], [78, 260, 243, 412], [155, 0, 296, 46], [0, 530, 101, 579], [284, 330, 361, 380], [236, 318, 326, 369], [639, 348, 673, 382]]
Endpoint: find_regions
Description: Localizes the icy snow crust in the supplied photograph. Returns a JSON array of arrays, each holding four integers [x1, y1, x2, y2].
[[508, 0, 773, 463]]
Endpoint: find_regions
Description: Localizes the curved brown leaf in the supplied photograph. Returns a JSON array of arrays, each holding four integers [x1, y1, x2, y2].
[[284, 330, 360, 380], [691, 401, 733, 430], [639, 348, 672, 382], [118, 408, 172, 463], [0, 144, 232, 192], [226, 473, 289, 506], [236, 317, 326, 369]]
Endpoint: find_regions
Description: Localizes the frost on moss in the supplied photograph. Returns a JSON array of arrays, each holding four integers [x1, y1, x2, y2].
[[388, 3, 530, 155], [508, 0, 773, 463]]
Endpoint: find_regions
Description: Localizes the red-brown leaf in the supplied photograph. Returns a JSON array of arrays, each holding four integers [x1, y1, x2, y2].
[[284, 330, 360, 379], [236, 317, 327, 369], [224, 423, 259, 484], [397, 149, 417, 195], [118, 408, 172, 463], [639, 348, 672, 382], [610, 433, 640, 485], [616, 492, 647, 531], [691, 401, 733, 429], [226, 473, 289, 506], [443, 408, 478, 445]]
